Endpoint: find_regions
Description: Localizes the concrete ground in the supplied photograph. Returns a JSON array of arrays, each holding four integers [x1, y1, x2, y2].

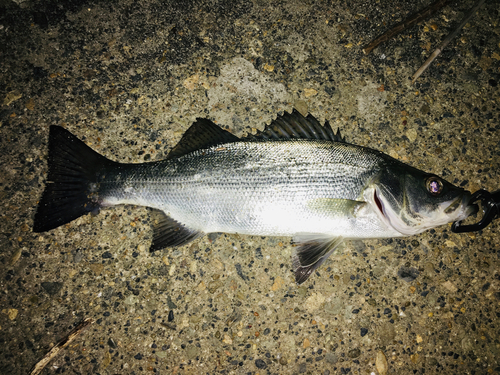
[[0, 0, 499, 374]]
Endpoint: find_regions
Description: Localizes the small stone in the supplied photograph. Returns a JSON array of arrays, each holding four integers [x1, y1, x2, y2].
[[41, 282, 63, 296], [406, 128, 417, 143], [303, 338, 310, 348], [304, 88, 318, 98], [378, 323, 396, 345], [3, 90, 22, 106], [279, 356, 288, 365], [208, 279, 223, 293], [7, 308, 18, 320], [397, 266, 419, 282], [72, 249, 84, 263], [169, 264, 176, 276], [102, 251, 112, 259], [263, 63, 274, 72], [255, 358, 267, 369], [107, 338, 117, 348], [25, 98, 35, 110], [190, 261, 197, 273], [376, 350, 388, 375], [360, 328, 368, 337], [427, 357, 438, 366], [271, 276, 285, 291], [186, 344, 200, 359], [124, 295, 139, 305], [305, 292, 325, 312], [442, 280, 457, 293], [183, 74, 199, 90], [347, 348, 360, 358], [196, 281, 206, 291], [298, 362, 307, 373], [445, 240, 457, 248], [88, 263, 104, 275], [162, 256, 169, 266], [420, 104, 430, 114], [9, 248, 22, 266], [325, 352, 338, 364], [424, 262, 435, 274]]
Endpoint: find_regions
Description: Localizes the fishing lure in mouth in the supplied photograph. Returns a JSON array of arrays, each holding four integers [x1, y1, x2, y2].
[[452, 189, 500, 233]]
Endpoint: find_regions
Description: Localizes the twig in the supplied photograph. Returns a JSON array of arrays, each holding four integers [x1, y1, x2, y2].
[[29, 318, 94, 375], [363, 0, 450, 55], [412, 0, 486, 83]]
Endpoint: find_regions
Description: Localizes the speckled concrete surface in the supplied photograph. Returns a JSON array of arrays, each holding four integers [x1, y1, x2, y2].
[[1, 0, 499, 374]]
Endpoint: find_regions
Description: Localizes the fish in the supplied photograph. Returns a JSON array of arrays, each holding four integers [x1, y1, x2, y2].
[[33, 110, 476, 284]]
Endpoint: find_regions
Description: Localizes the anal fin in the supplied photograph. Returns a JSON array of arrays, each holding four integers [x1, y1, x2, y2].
[[292, 235, 344, 284], [150, 209, 204, 251]]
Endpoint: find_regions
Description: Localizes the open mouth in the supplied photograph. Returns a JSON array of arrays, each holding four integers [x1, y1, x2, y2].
[[463, 196, 479, 218], [445, 192, 479, 221]]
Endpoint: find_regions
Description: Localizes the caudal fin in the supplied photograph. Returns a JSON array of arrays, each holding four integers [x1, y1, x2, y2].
[[33, 126, 114, 232]]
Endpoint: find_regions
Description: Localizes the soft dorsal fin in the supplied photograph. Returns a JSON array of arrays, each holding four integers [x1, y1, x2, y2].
[[243, 109, 345, 143], [167, 118, 240, 159]]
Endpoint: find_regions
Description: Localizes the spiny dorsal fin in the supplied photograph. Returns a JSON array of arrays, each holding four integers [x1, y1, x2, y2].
[[243, 109, 345, 143], [167, 118, 240, 159]]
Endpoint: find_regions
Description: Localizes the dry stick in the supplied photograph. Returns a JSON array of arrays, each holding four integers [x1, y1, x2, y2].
[[363, 0, 450, 55], [29, 318, 94, 375], [412, 0, 486, 83]]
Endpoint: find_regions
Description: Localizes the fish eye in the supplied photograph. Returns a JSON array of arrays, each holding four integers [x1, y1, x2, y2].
[[426, 177, 443, 196]]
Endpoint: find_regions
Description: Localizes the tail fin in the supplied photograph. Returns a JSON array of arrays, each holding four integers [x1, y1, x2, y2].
[[33, 126, 115, 232]]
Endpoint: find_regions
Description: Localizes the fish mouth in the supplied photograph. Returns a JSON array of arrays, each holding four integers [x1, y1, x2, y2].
[[371, 187, 479, 236], [448, 191, 479, 222]]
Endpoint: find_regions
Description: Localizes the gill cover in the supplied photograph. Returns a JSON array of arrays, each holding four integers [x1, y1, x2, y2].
[[371, 164, 471, 236]]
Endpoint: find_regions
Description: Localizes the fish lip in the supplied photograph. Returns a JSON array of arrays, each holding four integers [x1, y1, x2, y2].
[[462, 192, 479, 218], [452, 191, 478, 221]]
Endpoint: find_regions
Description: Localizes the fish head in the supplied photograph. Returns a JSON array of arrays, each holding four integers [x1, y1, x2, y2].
[[370, 164, 476, 236]]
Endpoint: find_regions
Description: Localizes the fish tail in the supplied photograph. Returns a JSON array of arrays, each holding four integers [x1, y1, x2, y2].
[[33, 126, 114, 232]]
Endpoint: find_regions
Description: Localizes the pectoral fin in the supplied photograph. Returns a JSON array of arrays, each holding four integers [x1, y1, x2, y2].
[[307, 198, 366, 218], [292, 235, 344, 284], [150, 209, 204, 251]]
